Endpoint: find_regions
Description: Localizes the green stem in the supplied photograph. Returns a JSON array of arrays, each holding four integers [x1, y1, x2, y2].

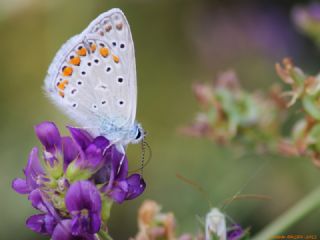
[[252, 185, 320, 240], [97, 230, 113, 240]]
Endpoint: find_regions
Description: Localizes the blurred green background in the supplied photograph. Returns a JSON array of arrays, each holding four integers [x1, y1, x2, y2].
[[2, 0, 320, 239]]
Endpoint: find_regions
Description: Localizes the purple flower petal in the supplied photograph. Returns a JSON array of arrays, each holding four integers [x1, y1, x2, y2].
[[28, 189, 58, 219], [125, 174, 146, 200], [12, 178, 29, 194], [52, 220, 74, 240], [227, 224, 244, 240], [108, 180, 128, 203], [90, 213, 101, 234], [24, 148, 44, 190], [92, 136, 110, 150], [52, 220, 96, 240], [66, 180, 101, 213], [62, 136, 80, 168], [68, 127, 93, 150], [107, 146, 128, 184], [12, 148, 44, 194], [84, 144, 103, 169], [65, 181, 101, 235], [28, 189, 49, 212], [35, 122, 61, 153], [26, 213, 56, 235]]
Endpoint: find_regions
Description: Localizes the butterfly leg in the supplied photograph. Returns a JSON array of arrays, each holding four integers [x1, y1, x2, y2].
[[116, 144, 126, 174]]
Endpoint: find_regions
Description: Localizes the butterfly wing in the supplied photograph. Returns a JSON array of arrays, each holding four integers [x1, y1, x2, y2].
[[44, 9, 137, 139]]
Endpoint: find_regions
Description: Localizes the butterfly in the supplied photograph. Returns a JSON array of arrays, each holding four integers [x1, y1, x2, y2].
[[44, 8, 144, 153]]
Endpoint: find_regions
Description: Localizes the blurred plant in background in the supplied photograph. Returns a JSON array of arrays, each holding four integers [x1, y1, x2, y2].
[[180, 70, 286, 151], [292, 3, 320, 47], [276, 58, 320, 167], [132, 200, 248, 240], [179, 55, 320, 238], [181, 56, 320, 169]]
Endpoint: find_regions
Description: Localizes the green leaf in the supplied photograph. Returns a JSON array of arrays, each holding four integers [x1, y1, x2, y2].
[[302, 95, 320, 120]]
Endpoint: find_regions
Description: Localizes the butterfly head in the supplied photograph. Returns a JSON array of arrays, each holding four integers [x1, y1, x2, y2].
[[131, 123, 145, 144]]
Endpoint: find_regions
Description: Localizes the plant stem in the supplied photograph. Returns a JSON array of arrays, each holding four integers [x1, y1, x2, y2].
[[252, 185, 320, 240], [97, 230, 113, 240]]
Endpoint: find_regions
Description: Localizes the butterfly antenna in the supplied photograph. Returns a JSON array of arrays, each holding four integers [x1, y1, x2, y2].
[[128, 139, 152, 174], [176, 173, 213, 208], [222, 194, 271, 209], [220, 159, 270, 211], [140, 140, 146, 176]]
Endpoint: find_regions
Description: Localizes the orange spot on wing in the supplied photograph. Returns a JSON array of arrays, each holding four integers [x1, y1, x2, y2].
[[100, 47, 109, 57], [63, 67, 73, 76], [77, 47, 87, 56], [112, 54, 120, 63], [90, 43, 96, 53], [57, 80, 69, 90], [69, 57, 81, 66], [116, 23, 123, 30], [59, 91, 65, 98], [105, 25, 112, 32]]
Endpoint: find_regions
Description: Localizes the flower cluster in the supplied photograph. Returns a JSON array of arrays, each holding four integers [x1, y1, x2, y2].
[[132, 200, 248, 240], [292, 3, 320, 47], [180, 70, 285, 148], [12, 122, 146, 239], [276, 58, 320, 167]]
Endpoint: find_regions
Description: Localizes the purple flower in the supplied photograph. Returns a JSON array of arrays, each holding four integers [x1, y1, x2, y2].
[[34, 122, 80, 169], [35, 122, 62, 167], [227, 224, 244, 240], [66, 127, 110, 174], [26, 214, 57, 235], [125, 174, 146, 200], [13, 121, 146, 239], [26, 189, 59, 235], [35, 121, 62, 154], [65, 181, 101, 235], [12, 147, 44, 194], [52, 220, 96, 240], [101, 146, 146, 203]]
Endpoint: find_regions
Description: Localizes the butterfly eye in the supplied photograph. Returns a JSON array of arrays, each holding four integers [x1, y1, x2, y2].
[[135, 129, 142, 140]]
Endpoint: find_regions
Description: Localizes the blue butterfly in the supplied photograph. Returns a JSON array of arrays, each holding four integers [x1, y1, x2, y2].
[[44, 8, 144, 153]]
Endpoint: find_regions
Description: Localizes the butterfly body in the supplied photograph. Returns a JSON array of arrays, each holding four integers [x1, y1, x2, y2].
[[44, 8, 144, 149]]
